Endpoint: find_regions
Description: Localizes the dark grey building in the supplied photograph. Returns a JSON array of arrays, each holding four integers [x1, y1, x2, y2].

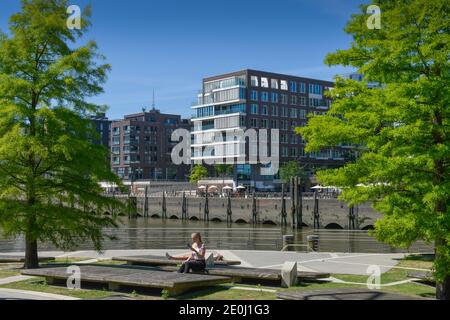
[[90, 113, 111, 149], [111, 108, 190, 181], [191, 69, 352, 190]]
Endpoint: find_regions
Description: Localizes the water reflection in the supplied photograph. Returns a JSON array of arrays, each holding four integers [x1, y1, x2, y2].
[[0, 218, 432, 253]]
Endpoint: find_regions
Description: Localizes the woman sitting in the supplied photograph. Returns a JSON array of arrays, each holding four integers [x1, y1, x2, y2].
[[166, 232, 206, 273]]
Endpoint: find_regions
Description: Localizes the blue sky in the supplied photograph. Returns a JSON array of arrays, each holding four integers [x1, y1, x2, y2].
[[0, 0, 364, 119]]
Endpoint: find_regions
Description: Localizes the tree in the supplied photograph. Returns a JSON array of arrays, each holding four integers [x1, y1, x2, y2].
[[189, 165, 208, 183], [279, 161, 308, 185], [298, 0, 449, 299], [0, 0, 123, 269], [214, 164, 233, 178]]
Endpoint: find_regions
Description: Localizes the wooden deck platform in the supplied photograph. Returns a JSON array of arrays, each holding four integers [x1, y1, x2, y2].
[[154, 265, 330, 284], [0, 255, 55, 263], [21, 265, 231, 296], [277, 288, 428, 300], [112, 255, 241, 266]]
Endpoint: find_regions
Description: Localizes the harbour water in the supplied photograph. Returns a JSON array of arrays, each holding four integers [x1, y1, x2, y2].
[[0, 218, 432, 253]]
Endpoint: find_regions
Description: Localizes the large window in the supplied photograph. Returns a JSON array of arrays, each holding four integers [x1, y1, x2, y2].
[[290, 81, 297, 93], [271, 106, 279, 116], [251, 76, 259, 87], [300, 82, 306, 93], [281, 94, 288, 105], [280, 80, 288, 90], [299, 96, 306, 106], [271, 92, 278, 103], [271, 79, 279, 89], [261, 77, 269, 88], [251, 90, 258, 101], [261, 105, 268, 115], [250, 104, 259, 114], [261, 91, 269, 102]]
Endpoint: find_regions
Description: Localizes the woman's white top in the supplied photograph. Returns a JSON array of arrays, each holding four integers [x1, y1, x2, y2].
[[191, 243, 206, 260]]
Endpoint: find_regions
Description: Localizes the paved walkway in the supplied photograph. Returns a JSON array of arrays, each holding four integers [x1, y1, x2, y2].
[[0, 288, 79, 300], [1, 250, 409, 275]]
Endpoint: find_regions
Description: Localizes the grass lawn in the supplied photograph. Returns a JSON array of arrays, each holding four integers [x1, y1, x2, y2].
[[0, 254, 436, 300], [0, 277, 122, 299], [0, 269, 21, 279]]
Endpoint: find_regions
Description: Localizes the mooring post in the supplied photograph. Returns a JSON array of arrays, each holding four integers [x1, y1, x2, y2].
[[162, 191, 167, 219], [290, 177, 296, 228], [203, 191, 209, 221], [296, 177, 303, 228], [252, 192, 258, 224], [313, 191, 320, 229], [226, 192, 232, 224], [281, 184, 287, 226], [143, 185, 149, 218], [181, 192, 187, 220]]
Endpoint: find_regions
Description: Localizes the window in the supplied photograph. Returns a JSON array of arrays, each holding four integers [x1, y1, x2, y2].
[[261, 77, 269, 88], [261, 119, 268, 128], [261, 105, 268, 115], [250, 104, 259, 114], [251, 76, 259, 87], [280, 80, 288, 90], [250, 118, 258, 127], [290, 108, 297, 118], [299, 109, 307, 119], [299, 96, 306, 106], [261, 91, 269, 102], [281, 94, 288, 105], [290, 81, 297, 93], [271, 79, 279, 89], [112, 146, 120, 155], [251, 90, 258, 101], [112, 136, 120, 145], [271, 119, 278, 129], [290, 147, 297, 157], [112, 156, 120, 165], [300, 82, 306, 93], [281, 147, 289, 157], [281, 107, 288, 117], [290, 95, 297, 105], [271, 106, 279, 116], [271, 92, 278, 103]]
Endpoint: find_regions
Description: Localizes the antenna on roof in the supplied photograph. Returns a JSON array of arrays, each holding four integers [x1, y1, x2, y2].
[[151, 89, 156, 110]]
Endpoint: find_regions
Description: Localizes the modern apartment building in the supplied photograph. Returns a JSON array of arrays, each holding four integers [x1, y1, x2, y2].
[[90, 113, 111, 149], [191, 69, 351, 190], [111, 108, 190, 181]]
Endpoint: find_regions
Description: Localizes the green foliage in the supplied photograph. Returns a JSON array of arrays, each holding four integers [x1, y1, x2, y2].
[[298, 0, 449, 286], [161, 289, 170, 300], [279, 161, 308, 184], [189, 165, 208, 183], [0, 0, 123, 260], [214, 164, 233, 178]]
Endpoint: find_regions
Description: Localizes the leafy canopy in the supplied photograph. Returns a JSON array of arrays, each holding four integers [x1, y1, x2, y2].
[[0, 0, 123, 252], [298, 0, 449, 282]]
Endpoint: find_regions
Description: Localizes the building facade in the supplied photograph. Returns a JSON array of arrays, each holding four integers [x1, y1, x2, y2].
[[90, 113, 111, 149], [111, 108, 190, 181], [191, 69, 352, 190]]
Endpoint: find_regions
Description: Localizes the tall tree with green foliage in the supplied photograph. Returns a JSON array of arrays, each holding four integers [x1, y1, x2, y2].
[[279, 161, 309, 185], [298, 0, 449, 299], [0, 0, 123, 269], [214, 164, 233, 178], [189, 165, 208, 183]]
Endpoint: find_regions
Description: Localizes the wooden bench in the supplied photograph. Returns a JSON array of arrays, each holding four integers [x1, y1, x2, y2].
[[112, 255, 241, 266], [154, 265, 330, 284], [0, 255, 55, 263], [21, 265, 231, 296], [277, 288, 429, 300]]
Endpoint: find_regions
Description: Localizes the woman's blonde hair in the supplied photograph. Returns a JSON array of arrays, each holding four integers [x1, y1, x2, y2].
[[191, 232, 202, 242]]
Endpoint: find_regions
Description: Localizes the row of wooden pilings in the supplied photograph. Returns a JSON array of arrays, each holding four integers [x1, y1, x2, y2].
[[126, 178, 360, 230]]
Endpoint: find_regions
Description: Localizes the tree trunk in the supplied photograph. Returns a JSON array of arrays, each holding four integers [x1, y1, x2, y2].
[[436, 275, 450, 300], [24, 232, 39, 269]]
